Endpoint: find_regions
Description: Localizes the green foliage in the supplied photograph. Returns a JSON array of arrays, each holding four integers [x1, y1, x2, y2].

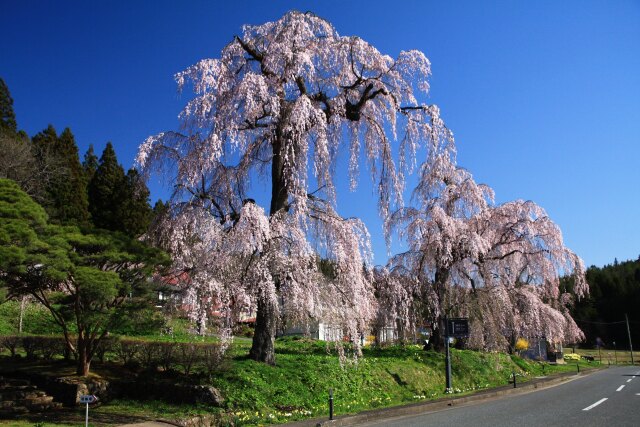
[[0, 333, 587, 425], [0, 299, 62, 335], [52, 128, 90, 224], [111, 307, 166, 336], [204, 339, 580, 424], [566, 257, 640, 348], [31, 125, 89, 225], [87, 144, 153, 237], [82, 144, 99, 182], [118, 168, 153, 237], [0, 179, 169, 374], [88, 142, 126, 231], [0, 77, 17, 134], [0, 178, 69, 286]]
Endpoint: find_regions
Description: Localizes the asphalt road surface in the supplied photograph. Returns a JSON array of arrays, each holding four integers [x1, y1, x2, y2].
[[360, 366, 640, 427]]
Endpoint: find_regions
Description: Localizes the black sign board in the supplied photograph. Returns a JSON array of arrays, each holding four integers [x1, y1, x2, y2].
[[446, 318, 469, 338]]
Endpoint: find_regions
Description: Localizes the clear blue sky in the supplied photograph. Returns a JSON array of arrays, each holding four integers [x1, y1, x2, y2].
[[2, 0, 639, 268]]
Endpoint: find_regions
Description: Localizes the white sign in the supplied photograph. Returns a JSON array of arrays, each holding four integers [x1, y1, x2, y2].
[[79, 395, 97, 404]]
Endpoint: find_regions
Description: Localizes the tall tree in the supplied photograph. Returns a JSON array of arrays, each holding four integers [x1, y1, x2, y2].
[[82, 144, 99, 182], [138, 11, 453, 364], [31, 125, 89, 225], [0, 78, 17, 134], [567, 258, 640, 349], [52, 128, 90, 224], [88, 142, 126, 231], [0, 132, 42, 200], [389, 152, 588, 350], [118, 168, 153, 237], [0, 178, 168, 375], [87, 145, 153, 237]]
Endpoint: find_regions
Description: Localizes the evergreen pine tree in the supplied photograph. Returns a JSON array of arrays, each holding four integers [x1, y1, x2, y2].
[[31, 125, 58, 162], [88, 142, 126, 231], [0, 78, 17, 134], [152, 199, 169, 219], [32, 126, 89, 225], [31, 125, 62, 217], [52, 128, 89, 225], [118, 168, 153, 237], [82, 144, 99, 182]]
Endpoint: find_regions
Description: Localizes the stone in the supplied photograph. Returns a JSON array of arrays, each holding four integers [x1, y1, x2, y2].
[[191, 385, 224, 407]]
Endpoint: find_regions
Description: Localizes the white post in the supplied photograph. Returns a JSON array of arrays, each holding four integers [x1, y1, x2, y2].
[[85, 402, 89, 427]]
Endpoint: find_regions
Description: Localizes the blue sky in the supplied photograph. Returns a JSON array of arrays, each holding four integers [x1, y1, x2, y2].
[[2, 0, 639, 268]]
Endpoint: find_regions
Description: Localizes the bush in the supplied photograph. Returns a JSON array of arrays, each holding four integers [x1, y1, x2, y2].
[[111, 307, 166, 336], [0, 333, 225, 377], [0, 335, 21, 357], [0, 335, 66, 360], [515, 338, 529, 352]]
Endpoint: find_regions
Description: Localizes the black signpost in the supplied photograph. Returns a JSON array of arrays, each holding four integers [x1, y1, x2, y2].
[[444, 317, 469, 393]]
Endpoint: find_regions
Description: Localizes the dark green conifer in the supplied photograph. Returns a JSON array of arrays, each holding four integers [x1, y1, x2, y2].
[[152, 199, 169, 219], [82, 144, 99, 182], [118, 168, 153, 237], [32, 126, 89, 225], [0, 78, 17, 134], [88, 142, 126, 231], [53, 128, 89, 225]]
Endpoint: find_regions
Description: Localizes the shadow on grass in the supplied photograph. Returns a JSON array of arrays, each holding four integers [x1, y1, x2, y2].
[[0, 407, 152, 426]]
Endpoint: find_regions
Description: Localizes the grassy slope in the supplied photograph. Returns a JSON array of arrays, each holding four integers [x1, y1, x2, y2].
[[95, 337, 590, 426], [0, 304, 598, 426], [0, 300, 62, 335]]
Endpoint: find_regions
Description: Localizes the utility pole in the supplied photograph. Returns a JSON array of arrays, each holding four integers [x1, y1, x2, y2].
[[625, 314, 634, 365]]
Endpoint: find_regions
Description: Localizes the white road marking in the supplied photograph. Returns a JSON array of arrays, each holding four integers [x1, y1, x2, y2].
[[583, 398, 608, 411], [617, 385, 625, 391], [627, 379, 632, 383]]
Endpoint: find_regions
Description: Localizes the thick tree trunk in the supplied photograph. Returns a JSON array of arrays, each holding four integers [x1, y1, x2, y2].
[[76, 338, 91, 376], [431, 316, 445, 352], [269, 139, 288, 215], [249, 298, 277, 365], [249, 132, 288, 365]]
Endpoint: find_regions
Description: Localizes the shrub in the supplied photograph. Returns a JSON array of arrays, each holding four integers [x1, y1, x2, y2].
[[515, 338, 529, 352], [178, 342, 200, 376], [95, 336, 117, 363], [0, 335, 21, 357], [114, 339, 143, 367]]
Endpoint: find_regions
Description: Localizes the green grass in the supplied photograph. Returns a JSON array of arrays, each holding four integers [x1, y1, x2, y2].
[[1, 336, 590, 426], [0, 300, 62, 335], [0, 302, 597, 426], [138, 337, 585, 425]]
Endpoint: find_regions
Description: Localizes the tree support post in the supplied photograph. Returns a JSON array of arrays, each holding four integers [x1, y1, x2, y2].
[[329, 388, 334, 420], [626, 313, 634, 365]]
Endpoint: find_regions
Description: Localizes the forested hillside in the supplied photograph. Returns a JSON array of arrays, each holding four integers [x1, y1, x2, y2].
[[0, 77, 157, 237], [568, 258, 640, 349]]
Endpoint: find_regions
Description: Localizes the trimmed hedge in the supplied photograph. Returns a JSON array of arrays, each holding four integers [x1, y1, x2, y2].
[[0, 335, 222, 374]]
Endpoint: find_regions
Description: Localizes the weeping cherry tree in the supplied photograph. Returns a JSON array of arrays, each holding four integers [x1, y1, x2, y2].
[[389, 149, 588, 351], [137, 11, 454, 364]]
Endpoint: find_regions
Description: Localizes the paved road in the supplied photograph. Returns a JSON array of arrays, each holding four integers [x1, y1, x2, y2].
[[359, 366, 640, 427]]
